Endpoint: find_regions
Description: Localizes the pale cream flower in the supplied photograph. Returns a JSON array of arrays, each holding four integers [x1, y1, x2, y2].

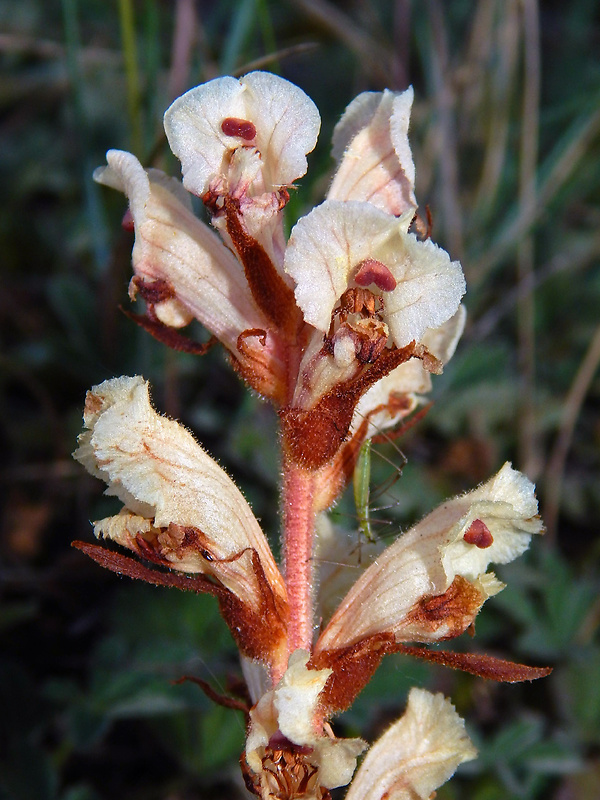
[[164, 71, 321, 199], [73, 375, 288, 669], [284, 200, 465, 349], [315, 463, 543, 654], [94, 150, 269, 346], [328, 87, 416, 216], [345, 687, 477, 800], [81, 73, 552, 800]]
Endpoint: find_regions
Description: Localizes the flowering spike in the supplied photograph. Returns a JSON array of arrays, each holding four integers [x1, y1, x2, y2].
[[83, 73, 552, 800]]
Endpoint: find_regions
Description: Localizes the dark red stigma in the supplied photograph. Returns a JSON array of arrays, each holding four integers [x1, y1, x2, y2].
[[354, 258, 397, 292], [221, 117, 257, 141], [463, 519, 494, 548]]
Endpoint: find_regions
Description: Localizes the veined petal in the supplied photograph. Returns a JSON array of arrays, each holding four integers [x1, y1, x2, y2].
[[352, 305, 466, 438], [164, 71, 320, 197], [329, 88, 416, 215], [315, 463, 543, 652], [441, 462, 541, 582], [73, 376, 285, 612], [345, 688, 476, 800], [94, 150, 269, 354], [284, 200, 465, 348], [382, 229, 465, 349]]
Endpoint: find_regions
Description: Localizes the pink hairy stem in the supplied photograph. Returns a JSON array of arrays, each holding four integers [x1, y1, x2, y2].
[[281, 460, 318, 666]]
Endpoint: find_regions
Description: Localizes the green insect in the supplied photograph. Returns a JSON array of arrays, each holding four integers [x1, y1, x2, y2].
[[352, 406, 429, 547], [353, 439, 376, 543], [353, 436, 409, 546]]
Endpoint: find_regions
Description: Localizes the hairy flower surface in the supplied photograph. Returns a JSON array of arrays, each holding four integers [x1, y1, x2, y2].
[[95, 151, 268, 341], [284, 200, 465, 349], [345, 687, 477, 800], [73, 376, 289, 671], [80, 72, 552, 800], [328, 87, 416, 214], [164, 72, 320, 199], [316, 463, 542, 654]]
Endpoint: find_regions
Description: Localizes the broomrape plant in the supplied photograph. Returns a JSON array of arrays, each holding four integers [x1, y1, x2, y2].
[[74, 72, 551, 800]]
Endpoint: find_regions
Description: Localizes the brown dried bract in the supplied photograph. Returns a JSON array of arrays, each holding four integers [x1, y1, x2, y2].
[[396, 645, 552, 683], [122, 308, 217, 355], [224, 196, 301, 338], [280, 343, 437, 470], [73, 537, 288, 666], [310, 633, 397, 716], [242, 746, 331, 800], [403, 575, 485, 640]]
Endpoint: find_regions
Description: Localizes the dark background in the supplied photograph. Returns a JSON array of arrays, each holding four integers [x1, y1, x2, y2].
[[2, 1, 600, 798]]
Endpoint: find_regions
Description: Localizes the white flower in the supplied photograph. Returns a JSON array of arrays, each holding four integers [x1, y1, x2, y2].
[[328, 88, 416, 216], [73, 376, 289, 671], [94, 150, 269, 347], [345, 688, 477, 800], [164, 71, 321, 198], [284, 200, 465, 349], [315, 463, 543, 653]]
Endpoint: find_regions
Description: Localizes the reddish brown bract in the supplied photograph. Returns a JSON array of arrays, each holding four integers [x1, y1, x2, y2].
[[243, 746, 331, 800]]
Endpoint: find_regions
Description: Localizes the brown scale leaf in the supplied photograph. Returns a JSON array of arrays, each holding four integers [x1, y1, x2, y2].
[[224, 196, 301, 338], [311, 624, 551, 716], [73, 541, 288, 665], [280, 342, 436, 470], [72, 541, 220, 593], [122, 308, 217, 355], [309, 633, 397, 716], [173, 675, 250, 714], [396, 645, 552, 682]]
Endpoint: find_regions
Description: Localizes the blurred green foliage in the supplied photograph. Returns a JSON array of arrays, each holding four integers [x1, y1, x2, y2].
[[1, 0, 600, 798]]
